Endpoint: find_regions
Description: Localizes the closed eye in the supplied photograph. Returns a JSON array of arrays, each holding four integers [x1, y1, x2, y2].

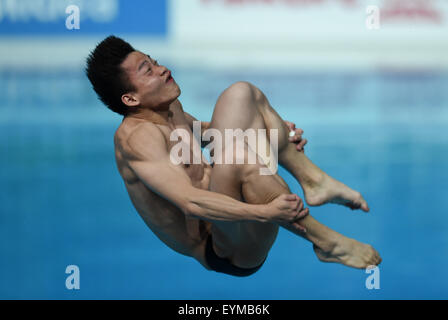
[[146, 54, 158, 66]]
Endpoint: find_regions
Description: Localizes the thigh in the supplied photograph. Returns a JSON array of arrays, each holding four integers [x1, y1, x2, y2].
[[208, 154, 281, 268], [208, 82, 288, 173], [209, 82, 266, 133], [209, 82, 291, 155], [241, 160, 291, 205], [207, 162, 244, 258]]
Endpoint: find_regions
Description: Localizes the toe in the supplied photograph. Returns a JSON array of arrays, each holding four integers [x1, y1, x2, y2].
[[373, 252, 381, 266], [361, 201, 370, 212], [362, 204, 368, 212]]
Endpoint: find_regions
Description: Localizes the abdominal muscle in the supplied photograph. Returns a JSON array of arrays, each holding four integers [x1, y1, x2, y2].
[[121, 159, 213, 268]]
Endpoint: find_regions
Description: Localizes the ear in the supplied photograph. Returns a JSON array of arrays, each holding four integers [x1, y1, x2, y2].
[[121, 93, 140, 107]]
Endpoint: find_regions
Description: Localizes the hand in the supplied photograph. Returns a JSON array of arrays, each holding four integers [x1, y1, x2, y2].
[[267, 194, 309, 232], [285, 121, 307, 152]]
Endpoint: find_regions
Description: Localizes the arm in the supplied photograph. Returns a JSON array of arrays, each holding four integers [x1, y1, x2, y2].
[[125, 123, 301, 223]]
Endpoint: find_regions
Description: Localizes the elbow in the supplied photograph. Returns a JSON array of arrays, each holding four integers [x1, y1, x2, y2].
[[182, 201, 203, 218], [181, 189, 206, 218]]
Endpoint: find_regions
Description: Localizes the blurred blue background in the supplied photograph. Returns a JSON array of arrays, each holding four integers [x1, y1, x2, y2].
[[0, 0, 447, 299]]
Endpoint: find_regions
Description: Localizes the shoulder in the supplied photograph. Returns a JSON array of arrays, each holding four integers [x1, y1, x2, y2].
[[115, 119, 168, 161]]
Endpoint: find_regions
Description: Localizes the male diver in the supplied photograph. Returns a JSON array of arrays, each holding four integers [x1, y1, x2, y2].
[[86, 36, 381, 277]]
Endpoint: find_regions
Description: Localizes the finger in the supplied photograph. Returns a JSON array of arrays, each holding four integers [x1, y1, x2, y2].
[[291, 207, 308, 222], [297, 207, 309, 219], [296, 139, 307, 151], [293, 202, 299, 211], [289, 122, 296, 131], [293, 198, 304, 212], [296, 139, 308, 151], [291, 198, 298, 209], [288, 130, 297, 142], [289, 129, 303, 141], [289, 134, 302, 143], [297, 200, 304, 212], [284, 194, 297, 201], [292, 221, 307, 233]]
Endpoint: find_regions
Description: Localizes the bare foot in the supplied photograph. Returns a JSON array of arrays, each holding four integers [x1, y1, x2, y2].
[[304, 173, 370, 212], [313, 238, 382, 269]]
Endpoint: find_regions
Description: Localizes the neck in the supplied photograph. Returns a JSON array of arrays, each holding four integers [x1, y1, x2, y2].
[[127, 105, 173, 126]]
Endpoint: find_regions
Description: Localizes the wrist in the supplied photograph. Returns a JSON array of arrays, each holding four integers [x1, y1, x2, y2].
[[251, 204, 270, 223]]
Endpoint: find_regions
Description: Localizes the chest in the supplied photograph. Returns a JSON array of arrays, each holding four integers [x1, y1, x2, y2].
[[159, 122, 206, 185]]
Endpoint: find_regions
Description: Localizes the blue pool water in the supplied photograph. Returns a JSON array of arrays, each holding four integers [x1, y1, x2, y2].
[[0, 68, 447, 299]]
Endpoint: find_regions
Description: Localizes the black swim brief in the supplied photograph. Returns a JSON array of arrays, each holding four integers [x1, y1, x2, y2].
[[205, 235, 265, 277]]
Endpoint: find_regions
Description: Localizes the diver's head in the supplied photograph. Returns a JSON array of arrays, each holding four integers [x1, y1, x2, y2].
[[86, 35, 180, 116]]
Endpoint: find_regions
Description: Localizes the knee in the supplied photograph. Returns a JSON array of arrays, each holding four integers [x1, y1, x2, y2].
[[223, 81, 264, 105]]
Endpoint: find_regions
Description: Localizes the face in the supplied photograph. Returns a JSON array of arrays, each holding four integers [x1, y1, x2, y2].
[[120, 51, 180, 110]]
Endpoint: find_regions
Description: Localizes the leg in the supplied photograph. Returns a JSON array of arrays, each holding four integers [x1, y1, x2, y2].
[[209, 143, 381, 269], [242, 161, 382, 269], [210, 81, 369, 212], [207, 82, 381, 269], [208, 161, 280, 269]]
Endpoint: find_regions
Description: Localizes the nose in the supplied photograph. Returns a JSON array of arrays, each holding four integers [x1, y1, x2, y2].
[[158, 65, 169, 76]]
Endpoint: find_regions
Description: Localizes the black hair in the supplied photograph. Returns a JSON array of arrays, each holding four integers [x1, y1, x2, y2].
[[85, 36, 136, 116]]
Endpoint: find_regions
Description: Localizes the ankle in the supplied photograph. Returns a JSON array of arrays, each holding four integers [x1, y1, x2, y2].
[[314, 236, 338, 254], [300, 170, 326, 191]]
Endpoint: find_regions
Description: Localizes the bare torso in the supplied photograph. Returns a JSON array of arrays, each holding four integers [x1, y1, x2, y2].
[[114, 100, 290, 270], [114, 103, 213, 268]]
